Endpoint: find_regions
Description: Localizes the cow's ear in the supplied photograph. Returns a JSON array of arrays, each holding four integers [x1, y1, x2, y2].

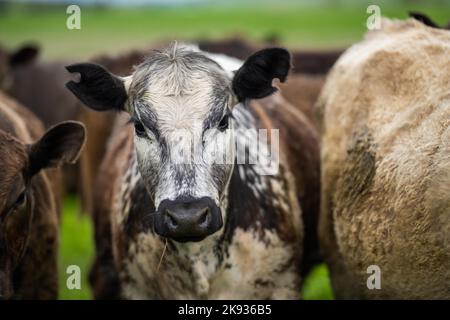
[[65, 63, 128, 111], [9, 45, 39, 66], [232, 48, 291, 102], [28, 121, 86, 177], [409, 11, 439, 28]]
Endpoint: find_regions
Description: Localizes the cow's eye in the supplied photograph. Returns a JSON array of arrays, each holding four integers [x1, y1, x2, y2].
[[9, 191, 26, 214], [218, 114, 229, 131], [16, 191, 26, 206], [134, 121, 147, 137]]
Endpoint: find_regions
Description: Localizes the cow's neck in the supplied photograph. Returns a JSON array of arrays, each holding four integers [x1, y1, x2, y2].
[[165, 179, 231, 297]]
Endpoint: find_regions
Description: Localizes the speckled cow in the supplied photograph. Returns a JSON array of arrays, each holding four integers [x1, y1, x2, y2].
[[66, 44, 320, 299]]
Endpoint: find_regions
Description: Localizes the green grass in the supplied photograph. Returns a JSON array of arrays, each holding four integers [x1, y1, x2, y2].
[[58, 195, 93, 300], [302, 265, 334, 300], [1, 4, 449, 60]]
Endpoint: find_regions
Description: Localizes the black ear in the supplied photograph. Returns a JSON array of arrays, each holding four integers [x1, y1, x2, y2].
[[232, 48, 291, 102], [9, 45, 39, 66], [28, 121, 86, 177], [65, 63, 127, 111], [409, 11, 440, 28]]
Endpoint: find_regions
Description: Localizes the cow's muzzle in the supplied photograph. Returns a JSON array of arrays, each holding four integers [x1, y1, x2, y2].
[[154, 197, 223, 242]]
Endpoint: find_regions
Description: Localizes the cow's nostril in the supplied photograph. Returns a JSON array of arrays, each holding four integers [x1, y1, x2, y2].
[[166, 210, 178, 228], [198, 208, 210, 226]]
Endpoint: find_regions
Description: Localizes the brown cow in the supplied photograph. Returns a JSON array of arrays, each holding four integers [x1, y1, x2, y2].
[[1, 45, 85, 197], [279, 74, 325, 126], [0, 91, 85, 299], [317, 18, 450, 299], [0, 44, 39, 92], [198, 37, 344, 75]]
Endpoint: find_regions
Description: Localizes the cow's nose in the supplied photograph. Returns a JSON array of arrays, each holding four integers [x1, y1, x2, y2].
[[165, 206, 210, 229], [155, 197, 223, 242]]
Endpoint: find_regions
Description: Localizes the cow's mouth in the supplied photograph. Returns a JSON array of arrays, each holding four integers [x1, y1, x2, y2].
[[169, 235, 208, 243]]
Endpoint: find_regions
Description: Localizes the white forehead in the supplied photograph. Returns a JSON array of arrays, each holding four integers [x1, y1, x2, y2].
[[144, 94, 212, 134], [128, 44, 240, 133]]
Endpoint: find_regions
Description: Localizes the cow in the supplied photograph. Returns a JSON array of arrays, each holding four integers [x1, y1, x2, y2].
[[0, 44, 39, 92], [279, 74, 325, 127], [66, 44, 320, 299], [2, 44, 148, 211], [409, 11, 450, 30], [0, 44, 86, 200], [317, 18, 450, 299], [0, 44, 79, 130], [0, 91, 86, 299]]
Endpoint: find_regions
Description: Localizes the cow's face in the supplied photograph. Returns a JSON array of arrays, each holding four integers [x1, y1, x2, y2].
[[66, 45, 290, 242], [128, 49, 237, 242], [0, 122, 85, 299]]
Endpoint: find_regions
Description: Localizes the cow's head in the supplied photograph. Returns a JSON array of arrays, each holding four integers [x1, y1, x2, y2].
[[0, 121, 85, 299], [66, 45, 290, 242], [0, 45, 39, 90]]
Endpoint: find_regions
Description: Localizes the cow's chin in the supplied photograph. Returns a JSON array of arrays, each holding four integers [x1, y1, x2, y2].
[[154, 229, 220, 243], [169, 234, 209, 243]]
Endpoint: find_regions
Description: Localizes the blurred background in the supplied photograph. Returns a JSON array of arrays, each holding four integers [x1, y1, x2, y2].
[[0, 0, 449, 300]]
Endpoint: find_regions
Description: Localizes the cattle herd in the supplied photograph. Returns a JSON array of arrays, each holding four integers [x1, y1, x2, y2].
[[0, 13, 448, 299]]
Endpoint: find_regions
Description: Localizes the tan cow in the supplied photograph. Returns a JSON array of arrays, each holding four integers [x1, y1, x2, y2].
[[317, 18, 450, 299]]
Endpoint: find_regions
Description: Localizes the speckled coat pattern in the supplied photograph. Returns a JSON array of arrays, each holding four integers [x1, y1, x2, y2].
[[89, 92, 320, 299]]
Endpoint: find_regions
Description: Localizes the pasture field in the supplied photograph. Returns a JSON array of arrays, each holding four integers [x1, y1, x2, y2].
[[1, 1, 448, 300], [1, 4, 449, 60], [59, 196, 94, 300]]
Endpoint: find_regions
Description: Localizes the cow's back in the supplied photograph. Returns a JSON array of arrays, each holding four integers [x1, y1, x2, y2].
[[318, 19, 450, 299]]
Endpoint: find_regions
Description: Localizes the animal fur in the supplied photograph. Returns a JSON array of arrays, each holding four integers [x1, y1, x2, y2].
[[318, 18, 450, 299]]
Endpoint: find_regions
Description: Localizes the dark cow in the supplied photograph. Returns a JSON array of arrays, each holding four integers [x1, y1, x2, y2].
[[66, 44, 320, 299], [0, 44, 39, 92], [0, 44, 78, 129], [0, 91, 85, 299], [409, 11, 450, 30], [279, 74, 325, 127], [1, 45, 85, 198], [198, 37, 343, 75], [3, 44, 148, 211]]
